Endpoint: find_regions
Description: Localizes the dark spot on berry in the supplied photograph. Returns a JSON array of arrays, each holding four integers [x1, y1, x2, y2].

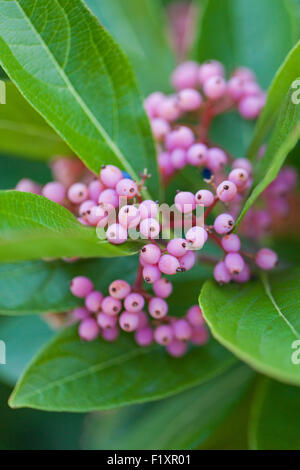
[[124, 323, 129, 330], [125, 208, 129, 213], [113, 306, 118, 312], [224, 185, 229, 190], [182, 242, 186, 248], [145, 277, 150, 282], [141, 247, 146, 252], [111, 287, 116, 292], [197, 194, 202, 200], [228, 221, 233, 227], [129, 187, 134, 193], [132, 301, 138, 307], [101, 164, 106, 169]]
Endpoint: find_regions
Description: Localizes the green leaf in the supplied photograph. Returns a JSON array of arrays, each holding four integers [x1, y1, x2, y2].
[[200, 268, 300, 386], [85, 0, 174, 95], [237, 88, 300, 225], [82, 363, 254, 450], [0, 0, 159, 199], [249, 377, 300, 450], [0, 191, 139, 261], [0, 154, 52, 189], [9, 328, 236, 412], [0, 257, 138, 315], [0, 83, 71, 160], [248, 40, 300, 158], [194, 0, 298, 88]]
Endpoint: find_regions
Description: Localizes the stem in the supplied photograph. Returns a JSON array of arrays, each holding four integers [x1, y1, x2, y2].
[[204, 196, 219, 218]]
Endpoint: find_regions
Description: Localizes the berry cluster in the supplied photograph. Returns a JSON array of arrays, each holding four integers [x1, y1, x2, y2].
[[69, 275, 208, 357]]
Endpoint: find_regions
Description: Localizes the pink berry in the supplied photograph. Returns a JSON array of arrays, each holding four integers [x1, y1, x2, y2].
[[79, 317, 99, 341], [179, 250, 196, 271], [173, 319, 192, 341], [137, 311, 149, 329], [135, 326, 153, 347], [140, 244, 161, 265], [175, 191, 196, 213], [214, 213, 235, 234], [154, 325, 174, 345], [203, 75, 226, 100], [178, 88, 202, 111], [255, 248, 278, 270], [68, 183, 88, 204], [102, 326, 120, 342], [214, 261, 231, 284], [171, 61, 199, 90], [118, 205, 140, 229], [101, 296, 122, 316], [153, 278, 173, 298], [88, 179, 104, 202], [167, 238, 188, 257], [227, 76, 245, 101], [119, 311, 139, 332], [143, 264, 161, 284], [232, 158, 252, 175], [42, 182, 66, 204], [151, 118, 170, 141], [70, 276, 94, 298], [148, 297, 168, 319], [144, 92, 165, 118], [233, 66, 256, 82], [166, 339, 187, 357], [139, 200, 158, 220], [186, 143, 208, 166], [109, 279, 131, 299], [16, 178, 40, 194], [158, 151, 174, 177], [124, 293, 145, 313], [88, 204, 110, 227], [72, 307, 90, 321], [225, 252, 245, 275], [106, 223, 128, 244], [198, 60, 224, 85], [228, 168, 249, 189], [158, 96, 180, 121], [187, 305, 204, 327], [232, 264, 251, 283], [206, 147, 227, 172], [186, 226, 207, 249], [79, 200, 95, 218], [158, 254, 180, 275], [100, 165, 123, 188], [165, 126, 195, 151], [116, 178, 138, 198], [170, 149, 187, 169], [195, 189, 214, 206], [140, 218, 160, 239], [85, 291, 103, 312], [216, 180, 238, 202], [98, 189, 119, 208], [97, 312, 117, 329], [190, 326, 209, 345], [221, 234, 241, 252], [238, 96, 262, 119]]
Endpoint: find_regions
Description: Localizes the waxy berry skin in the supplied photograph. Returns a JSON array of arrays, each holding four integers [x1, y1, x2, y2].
[[143, 264, 161, 284], [79, 318, 99, 341], [135, 327, 154, 347], [158, 254, 180, 275], [16, 178, 41, 194], [214, 213, 235, 234], [124, 293, 145, 313], [97, 312, 117, 330], [229, 168, 249, 189], [187, 143, 208, 167], [154, 325, 174, 345], [101, 296, 122, 316], [140, 218, 160, 239], [100, 164, 123, 188], [206, 148, 227, 172], [70, 276, 94, 298], [203, 75, 227, 100], [118, 205, 140, 229], [225, 253, 245, 275], [85, 291, 103, 312], [153, 278, 173, 298], [139, 200, 158, 220], [119, 311, 139, 332], [175, 191, 196, 213], [216, 181, 237, 202], [221, 234, 241, 253], [186, 226, 207, 250], [151, 118, 170, 141], [173, 319, 192, 341], [255, 248, 278, 270], [68, 183, 88, 204], [198, 60, 224, 85], [166, 339, 187, 357], [179, 251, 196, 271], [195, 189, 214, 207], [72, 307, 90, 321], [106, 223, 128, 245], [116, 178, 138, 198], [171, 61, 199, 90], [187, 306, 204, 327], [102, 326, 120, 342], [109, 280, 131, 299], [167, 238, 187, 257], [165, 126, 195, 151], [42, 182, 66, 204], [178, 88, 203, 112], [98, 189, 119, 208], [214, 261, 231, 284], [148, 297, 168, 319], [140, 243, 161, 265]]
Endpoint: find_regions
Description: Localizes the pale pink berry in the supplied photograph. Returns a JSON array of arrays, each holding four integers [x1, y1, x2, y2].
[[198, 60, 224, 85], [106, 223, 128, 244], [186, 226, 207, 249], [228, 168, 249, 189], [137, 311, 149, 329], [238, 96, 262, 119], [102, 326, 120, 342], [143, 264, 161, 284], [221, 234, 241, 252], [203, 75, 226, 100], [158, 151, 174, 177], [68, 183, 88, 204], [187, 305, 204, 327], [78, 217, 89, 226], [214, 213, 234, 234], [148, 297, 168, 319], [165, 126, 195, 151], [179, 250, 196, 271], [227, 76, 245, 101], [116, 178, 138, 198], [233, 66, 256, 82], [167, 238, 187, 257], [85, 290, 103, 312], [214, 261, 231, 284], [79, 200, 95, 218], [225, 252, 245, 275], [175, 191, 196, 213], [173, 319, 192, 341], [100, 164, 123, 188], [170, 149, 187, 169], [232, 158, 252, 175], [109, 280, 131, 299], [118, 205, 140, 228], [186, 143, 208, 166], [158, 96, 180, 121], [124, 293, 145, 313], [158, 254, 180, 275], [88, 179, 104, 203], [135, 326, 153, 347], [144, 92, 165, 118], [166, 339, 187, 357], [140, 218, 160, 239], [119, 311, 139, 332], [177, 88, 202, 111], [206, 148, 227, 172], [171, 61, 199, 90], [190, 326, 209, 345], [195, 189, 214, 206], [255, 248, 278, 270], [42, 182, 66, 204], [16, 178, 40, 194], [151, 118, 170, 141], [98, 189, 119, 208], [97, 312, 117, 329], [140, 243, 161, 265], [153, 278, 173, 298], [139, 200, 158, 220], [232, 264, 251, 283], [79, 317, 99, 341], [101, 296, 122, 316], [154, 325, 174, 345], [72, 307, 90, 321], [88, 204, 110, 227], [216, 180, 238, 202], [70, 276, 94, 298]]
